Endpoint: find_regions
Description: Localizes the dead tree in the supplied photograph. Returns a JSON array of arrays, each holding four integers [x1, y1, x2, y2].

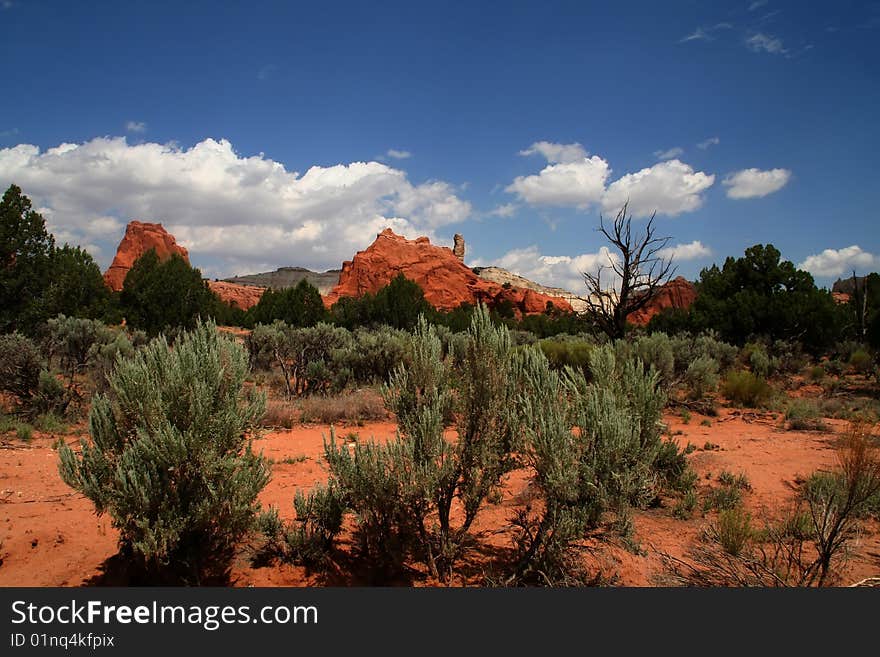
[[580, 201, 676, 340]]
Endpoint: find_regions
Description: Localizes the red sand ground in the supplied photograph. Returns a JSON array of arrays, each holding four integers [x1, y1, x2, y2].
[[1, 411, 878, 587]]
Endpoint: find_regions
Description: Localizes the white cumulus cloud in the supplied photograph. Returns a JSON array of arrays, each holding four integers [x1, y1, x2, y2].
[[125, 121, 147, 133], [798, 246, 877, 278], [723, 167, 791, 199], [483, 245, 620, 293], [386, 148, 411, 160], [506, 156, 611, 208], [519, 141, 587, 164], [658, 240, 712, 261], [0, 137, 472, 273], [601, 159, 715, 218], [508, 143, 714, 218]]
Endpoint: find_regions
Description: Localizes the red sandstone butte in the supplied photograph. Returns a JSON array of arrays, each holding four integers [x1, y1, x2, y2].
[[103, 221, 190, 291], [628, 276, 698, 326], [324, 228, 572, 315], [207, 281, 265, 311]]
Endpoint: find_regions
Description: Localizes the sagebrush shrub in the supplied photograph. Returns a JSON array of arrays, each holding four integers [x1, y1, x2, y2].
[[0, 332, 42, 404], [324, 307, 519, 582], [632, 333, 675, 384], [508, 342, 693, 584], [746, 343, 773, 378], [58, 320, 268, 583], [685, 356, 719, 400], [785, 399, 827, 431], [722, 370, 773, 407], [508, 346, 603, 583]]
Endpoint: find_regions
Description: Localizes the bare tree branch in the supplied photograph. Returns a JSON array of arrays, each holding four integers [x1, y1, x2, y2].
[[578, 201, 676, 339]]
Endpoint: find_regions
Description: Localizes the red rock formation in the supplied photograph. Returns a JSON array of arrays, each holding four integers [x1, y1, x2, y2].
[[103, 221, 189, 291], [207, 280, 266, 311], [628, 276, 697, 326], [324, 229, 572, 315]]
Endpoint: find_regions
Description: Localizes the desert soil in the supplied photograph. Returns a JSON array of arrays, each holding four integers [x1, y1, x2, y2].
[[1, 410, 878, 587]]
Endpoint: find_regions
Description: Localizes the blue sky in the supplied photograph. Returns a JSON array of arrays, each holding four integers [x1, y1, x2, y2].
[[1, 0, 878, 291]]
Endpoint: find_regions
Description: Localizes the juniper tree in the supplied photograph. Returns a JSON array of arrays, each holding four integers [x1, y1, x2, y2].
[[0, 184, 55, 333], [58, 320, 268, 583]]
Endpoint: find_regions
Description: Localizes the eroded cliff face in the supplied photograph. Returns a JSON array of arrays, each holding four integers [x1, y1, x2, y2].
[[206, 281, 265, 310], [103, 221, 189, 291], [324, 229, 573, 315], [474, 266, 589, 313], [628, 276, 698, 325]]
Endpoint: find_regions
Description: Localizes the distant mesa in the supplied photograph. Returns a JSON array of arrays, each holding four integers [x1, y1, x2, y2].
[[324, 228, 573, 316], [222, 266, 341, 296], [832, 275, 866, 296], [102, 221, 189, 291]]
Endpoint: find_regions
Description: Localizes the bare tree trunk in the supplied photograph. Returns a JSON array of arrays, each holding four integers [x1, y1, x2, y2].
[[579, 202, 676, 340]]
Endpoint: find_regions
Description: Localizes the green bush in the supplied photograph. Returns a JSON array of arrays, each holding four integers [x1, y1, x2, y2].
[[717, 470, 751, 490], [849, 349, 872, 374], [284, 484, 346, 565], [58, 320, 268, 583], [34, 412, 66, 433], [538, 338, 592, 370], [506, 341, 693, 584], [716, 507, 752, 556], [339, 327, 407, 384], [693, 331, 739, 371], [45, 314, 119, 405], [685, 356, 720, 400], [325, 307, 519, 582], [745, 343, 774, 378], [721, 370, 773, 407], [703, 484, 743, 512], [785, 399, 828, 431], [672, 489, 698, 519], [16, 423, 33, 442], [0, 332, 43, 405], [32, 370, 66, 416], [808, 365, 825, 382], [88, 329, 137, 392], [632, 333, 675, 384], [507, 346, 604, 583]]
